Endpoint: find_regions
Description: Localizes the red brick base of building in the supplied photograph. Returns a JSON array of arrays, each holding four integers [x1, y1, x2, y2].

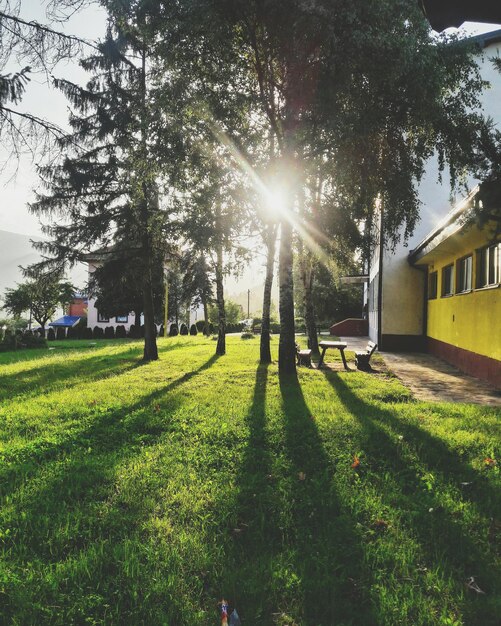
[[428, 337, 501, 389]]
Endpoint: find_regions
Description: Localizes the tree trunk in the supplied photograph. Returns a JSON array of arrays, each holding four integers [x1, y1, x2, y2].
[[300, 253, 319, 354], [135, 310, 141, 328], [260, 223, 277, 364], [215, 243, 226, 355], [138, 47, 158, 362], [278, 218, 296, 374], [202, 296, 210, 336], [142, 270, 158, 361]]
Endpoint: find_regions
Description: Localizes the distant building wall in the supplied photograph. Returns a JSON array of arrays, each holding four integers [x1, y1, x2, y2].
[[68, 297, 88, 318]]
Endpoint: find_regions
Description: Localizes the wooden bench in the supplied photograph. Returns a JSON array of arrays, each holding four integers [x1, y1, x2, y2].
[[355, 341, 377, 371], [318, 341, 348, 370], [295, 343, 312, 367]]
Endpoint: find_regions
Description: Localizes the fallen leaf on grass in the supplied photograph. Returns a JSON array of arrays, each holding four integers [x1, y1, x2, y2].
[[372, 519, 390, 530], [298, 471, 306, 481], [351, 456, 360, 469], [484, 457, 497, 468], [153, 404, 161, 412], [465, 576, 485, 594], [89, 399, 97, 406]]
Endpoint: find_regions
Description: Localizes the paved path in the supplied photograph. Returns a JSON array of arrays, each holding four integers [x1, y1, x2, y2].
[[339, 336, 501, 407]]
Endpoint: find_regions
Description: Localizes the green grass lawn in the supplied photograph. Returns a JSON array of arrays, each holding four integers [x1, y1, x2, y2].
[[0, 336, 499, 626]]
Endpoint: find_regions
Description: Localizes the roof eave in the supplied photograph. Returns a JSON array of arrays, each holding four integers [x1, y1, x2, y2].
[[408, 186, 480, 264]]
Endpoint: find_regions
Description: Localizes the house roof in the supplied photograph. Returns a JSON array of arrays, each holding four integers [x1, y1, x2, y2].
[[469, 29, 501, 49], [48, 316, 82, 328], [408, 186, 480, 264], [420, 0, 501, 33]]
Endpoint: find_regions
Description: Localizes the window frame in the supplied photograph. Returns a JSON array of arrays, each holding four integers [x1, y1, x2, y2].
[[115, 315, 129, 323], [456, 254, 473, 294], [97, 311, 109, 323], [441, 263, 454, 297], [476, 243, 500, 289]]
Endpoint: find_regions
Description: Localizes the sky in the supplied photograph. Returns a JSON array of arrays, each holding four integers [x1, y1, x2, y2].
[[1, 5, 500, 240]]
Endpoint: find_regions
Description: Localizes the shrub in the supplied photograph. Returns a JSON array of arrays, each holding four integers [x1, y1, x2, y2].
[[75, 318, 88, 339], [169, 323, 178, 337], [56, 327, 66, 340], [241, 331, 254, 340], [23, 333, 47, 349], [159, 325, 165, 337], [128, 324, 140, 338], [195, 320, 205, 333], [93, 326, 104, 339], [140, 325, 145, 338], [83, 327, 93, 340], [208, 322, 214, 334], [179, 323, 188, 335], [115, 325, 127, 338], [0, 332, 47, 352], [47, 328, 55, 341], [226, 322, 245, 334], [270, 322, 281, 334], [294, 317, 306, 333], [190, 324, 198, 336], [104, 326, 115, 339]]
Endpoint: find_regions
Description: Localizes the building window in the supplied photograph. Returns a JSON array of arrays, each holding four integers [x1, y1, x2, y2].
[[116, 315, 128, 323], [428, 271, 438, 299], [476, 243, 500, 288], [441, 264, 454, 297], [456, 255, 472, 293], [97, 311, 109, 323]]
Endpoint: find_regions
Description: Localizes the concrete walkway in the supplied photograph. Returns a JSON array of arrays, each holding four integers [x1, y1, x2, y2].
[[340, 336, 501, 407]]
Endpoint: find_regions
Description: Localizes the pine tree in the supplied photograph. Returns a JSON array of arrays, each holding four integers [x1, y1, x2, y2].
[[30, 2, 178, 361]]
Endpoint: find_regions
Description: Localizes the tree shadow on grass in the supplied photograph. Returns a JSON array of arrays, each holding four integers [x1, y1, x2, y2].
[[277, 371, 377, 626], [323, 371, 501, 622], [1, 353, 222, 625], [0, 353, 220, 501], [221, 364, 278, 621], [0, 340, 188, 404]]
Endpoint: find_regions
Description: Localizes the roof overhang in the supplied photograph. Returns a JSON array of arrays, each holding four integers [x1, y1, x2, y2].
[[340, 275, 369, 285], [409, 186, 480, 265]]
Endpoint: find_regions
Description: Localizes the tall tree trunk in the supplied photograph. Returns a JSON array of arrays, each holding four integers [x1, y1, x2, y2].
[[303, 267, 319, 354], [260, 223, 277, 364], [299, 251, 319, 354], [278, 218, 296, 374], [215, 243, 226, 355], [139, 46, 158, 362], [202, 296, 210, 336], [142, 264, 158, 361]]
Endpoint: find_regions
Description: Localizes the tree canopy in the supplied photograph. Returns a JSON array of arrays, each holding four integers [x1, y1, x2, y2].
[[2, 267, 74, 330]]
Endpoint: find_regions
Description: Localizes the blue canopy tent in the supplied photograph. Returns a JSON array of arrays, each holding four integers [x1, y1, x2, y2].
[[48, 316, 82, 328]]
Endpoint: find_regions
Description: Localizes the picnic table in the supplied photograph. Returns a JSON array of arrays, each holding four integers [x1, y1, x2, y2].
[[318, 340, 348, 370]]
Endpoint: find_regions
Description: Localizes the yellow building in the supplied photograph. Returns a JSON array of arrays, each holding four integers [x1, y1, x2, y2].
[[409, 192, 500, 387]]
